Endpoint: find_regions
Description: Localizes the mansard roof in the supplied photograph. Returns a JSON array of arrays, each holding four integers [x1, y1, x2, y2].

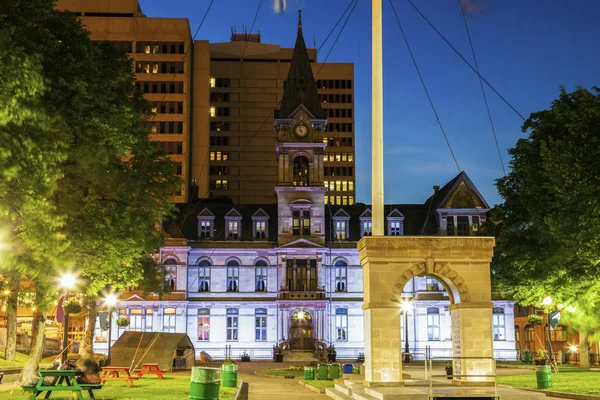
[[275, 13, 325, 120], [163, 171, 489, 245]]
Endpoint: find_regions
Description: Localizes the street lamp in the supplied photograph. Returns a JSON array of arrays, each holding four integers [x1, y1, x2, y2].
[[104, 294, 118, 366], [400, 299, 412, 363], [59, 273, 76, 363], [541, 296, 554, 364]]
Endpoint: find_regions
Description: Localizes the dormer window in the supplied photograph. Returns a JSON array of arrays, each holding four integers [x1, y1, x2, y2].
[[225, 208, 242, 240], [332, 209, 350, 241], [386, 208, 404, 236], [252, 208, 270, 240], [197, 208, 215, 240], [360, 209, 372, 237]]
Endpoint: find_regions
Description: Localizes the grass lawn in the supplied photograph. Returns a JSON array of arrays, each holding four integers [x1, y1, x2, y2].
[[497, 368, 600, 395], [304, 380, 335, 390], [0, 350, 32, 367], [3, 374, 238, 399], [256, 367, 304, 377]]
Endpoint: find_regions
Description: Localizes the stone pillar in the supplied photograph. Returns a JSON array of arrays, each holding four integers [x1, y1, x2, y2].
[[450, 302, 494, 385], [363, 307, 402, 386]]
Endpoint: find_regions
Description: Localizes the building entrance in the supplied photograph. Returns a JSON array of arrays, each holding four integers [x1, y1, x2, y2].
[[290, 310, 313, 351]]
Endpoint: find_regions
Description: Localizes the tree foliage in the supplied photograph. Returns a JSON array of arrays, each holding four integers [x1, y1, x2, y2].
[[0, 0, 179, 372], [489, 87, 600, 338]]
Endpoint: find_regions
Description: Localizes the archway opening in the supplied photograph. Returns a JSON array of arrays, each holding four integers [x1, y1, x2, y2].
[[290, 310, 313, 351], [399, 275, 455, 362]]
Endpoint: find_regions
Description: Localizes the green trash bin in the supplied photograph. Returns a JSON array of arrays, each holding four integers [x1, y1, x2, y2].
[[304, 366, 315, 381], [190, 367, 221, 400], [317, 363, 329, 380], [221, 363, 238, 388], [330, 363, 341, 379], [535, 365, 552, 389]]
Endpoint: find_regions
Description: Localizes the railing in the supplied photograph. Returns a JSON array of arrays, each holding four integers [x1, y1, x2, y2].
[[428, 356, 497, 399]]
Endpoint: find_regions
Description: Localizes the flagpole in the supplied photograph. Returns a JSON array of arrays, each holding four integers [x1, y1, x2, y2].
[[372, 0, 384, 235]]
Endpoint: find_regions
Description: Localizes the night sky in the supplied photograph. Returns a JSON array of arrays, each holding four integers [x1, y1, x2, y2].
[[139, 0, 600, 206]]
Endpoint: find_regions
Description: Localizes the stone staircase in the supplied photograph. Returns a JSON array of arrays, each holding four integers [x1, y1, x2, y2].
[[326, 379, 548, 400], [284, 351, 317, 363]]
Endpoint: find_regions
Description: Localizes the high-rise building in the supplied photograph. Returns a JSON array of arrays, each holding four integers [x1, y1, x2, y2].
[[55, 1, 355, 206], [55, 0, 195, 203], [203, 27, 355, 204]]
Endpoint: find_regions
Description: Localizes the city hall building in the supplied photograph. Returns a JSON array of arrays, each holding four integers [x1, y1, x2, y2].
[[92, 16, 516, 361]]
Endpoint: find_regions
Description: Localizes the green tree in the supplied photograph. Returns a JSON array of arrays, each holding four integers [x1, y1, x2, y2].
[[489, 87, 600, 369], [0, 0, 178, 380]]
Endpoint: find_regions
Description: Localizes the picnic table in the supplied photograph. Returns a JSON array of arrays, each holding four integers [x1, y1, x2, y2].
[[133, 363, 166, 379], [21, 369, 103, 400], [100, 366, 139, 387]]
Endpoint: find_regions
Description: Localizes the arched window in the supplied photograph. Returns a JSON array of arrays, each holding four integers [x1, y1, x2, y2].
[[255, 260, 268, 292], [293, 156, 309, 186], [197, 260, 211, 292], [163, 258, 177, 290], [227, 260, 239, 292], [334, 260, 347, 292]]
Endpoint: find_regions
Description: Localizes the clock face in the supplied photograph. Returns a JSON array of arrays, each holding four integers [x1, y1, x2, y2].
[[295, 124, 308, 137]]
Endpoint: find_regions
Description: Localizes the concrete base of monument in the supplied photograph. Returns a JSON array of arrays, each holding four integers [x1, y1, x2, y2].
[[326, 380, 548, 400]]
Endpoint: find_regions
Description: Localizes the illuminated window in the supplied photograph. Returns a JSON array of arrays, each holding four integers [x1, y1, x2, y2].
[[193, 260, 211, 292], [334, 260, 347, 292], [255, 221, 266, 239], [349, 196, 354, 205], [335, 308, 348, 341], [226, 260, 239, 292], [427, 307, 440, 340], [144, 45, 151, 54], [335, 221, 347, 240], [198, 308, 210, 341], [329, 182, 335, 191], [336, 196, 341, 205], [341, 153, 347, 162], [164, 307, 176, 333], [348, 153, 354, 162], [336, 181, 341, 191], [336, 153, 341, 162], [150, 122, 157, 133], [342, 181, 347, 191], [210, 106, 216, 117], [152, 63, 159, 74], [493, 307, 506, 340], [292, 210, 311, 236], [349, 182, 354, 191], [324, 196, 328, 205], [226, 308, 238, 341], [255, 308, 267, 341], [342, 196, 348, 205], [255, 261, 268, 292], [210, 77, 216, 87]]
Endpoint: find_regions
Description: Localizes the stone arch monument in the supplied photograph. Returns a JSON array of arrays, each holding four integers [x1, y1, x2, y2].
[[357, 236, 496, 386]]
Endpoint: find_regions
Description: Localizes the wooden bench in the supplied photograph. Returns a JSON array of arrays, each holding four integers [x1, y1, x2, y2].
[[100, 367, 140, 387], [133, 363, 167, 379]]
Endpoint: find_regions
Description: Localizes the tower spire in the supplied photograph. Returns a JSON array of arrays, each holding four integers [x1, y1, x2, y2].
[[275, 11, 325, 119]]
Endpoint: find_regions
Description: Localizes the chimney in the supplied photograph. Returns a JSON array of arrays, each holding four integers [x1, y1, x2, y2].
[[433, 185, 440, 194]]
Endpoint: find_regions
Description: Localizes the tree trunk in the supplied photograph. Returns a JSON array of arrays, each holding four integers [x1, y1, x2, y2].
[[579, 329, 590, 370], [4, 280, 19, 361], [18, 310, 46, 385], [85, 297, 97, 347]]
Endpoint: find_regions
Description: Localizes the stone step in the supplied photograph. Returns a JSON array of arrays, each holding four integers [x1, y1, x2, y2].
[[326, 388, 354, 400], [335, 383, 352, 396]]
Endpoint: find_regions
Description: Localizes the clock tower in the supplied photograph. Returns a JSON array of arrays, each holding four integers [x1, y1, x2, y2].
[[274, 11, 327, 246]]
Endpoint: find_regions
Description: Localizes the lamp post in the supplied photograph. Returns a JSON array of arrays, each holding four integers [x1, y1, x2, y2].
[[104, 294, 117, 366], [400, 300, 412, 363], [60, 273, 76, 363]]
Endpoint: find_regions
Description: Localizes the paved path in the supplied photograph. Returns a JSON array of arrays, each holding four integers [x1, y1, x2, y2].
[[239, 371, 323, 400]]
